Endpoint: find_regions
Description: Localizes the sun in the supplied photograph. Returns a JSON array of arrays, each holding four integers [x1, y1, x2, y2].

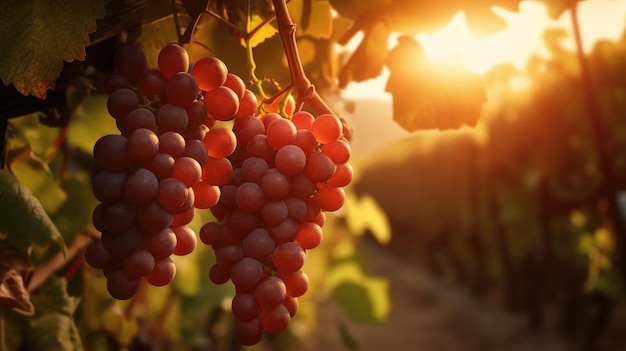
[[341, 0, 626, 99]]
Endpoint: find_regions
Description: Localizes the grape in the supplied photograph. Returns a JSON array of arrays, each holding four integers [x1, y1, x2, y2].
[[260, 112, 281, 130], [235, 319, 264, 346], [232, 293, 261, 321], [203, 127, 236, 158], [172, 226, 197, 256], [254, 276, 286, 309], [209, 264, 230, 285], [125, 248, 156, 278], [137, 201, 174, 232], [233, 116, 265, 149], [215, 245, 244, 270], [235, 182, 265, 212], [230, 257, 264, 292], [124, 168, 159, 205], [107, 268, 141, 300], [123, 108, 157, 135], [183, 139, 208, 166], [192, 182, 220, 209], [157, 103, 189, 133], [304, 151, 336, 183], [291, 111, 314, 130], [315, 184, 345, 212], [191, 56, 227, 92], [235, 89, 258, 119], [186, 101, 208, 128], [171, 157, 202, 187], [288, 172, 316, 199], [127, 128, 159, 163], [260, 200, 288, 226], [114, 45, 147, 82], [311, 113, 342, 144], [156, 177, 189, 212], [259, 170, 290, 200], [92, 171, 125, 204], [104, 73, 130, 93], [145, 257, 176, 286], [285, 197, 307, 222], [171, 206, 195, 227], [268, 218, 299, 244], [100, 201, 136, 233], [266, 118, 297, 150], [247, 134, 275, 162], [327, 162, 353, 187], [275, 144, 306, 176], [84, 239, 111, 269], [138, 69, 167, 101], [295, 129, 318, 156], [224, 73, 245, 98], [226, 208, 261, 238], [282, 297, 298, 317], [322, 139, 351, 164], [279, 270, 309, 298], [271, 242, 305, 274], [142, 228, 177, 260], [201, 157, 233, 186], [241, 157, 269, 182], [107, 88, 139, 121], [158, 131, 186, 158], [166, 72, 199, 107], [294, 222, 323, 249], [93, 134, 133, 172], [158, 43, 189, 79], [102, 224, 144, 259], [199, 221, 221, 246], [204, 86, 239, 121], [242, 228, 275, 261], [145, 153, 175, 180], [260, 304, 290, 333]]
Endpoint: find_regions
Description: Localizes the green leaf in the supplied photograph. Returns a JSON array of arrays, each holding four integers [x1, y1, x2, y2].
[[0, 170, 65, 262], [345, 192, 391, 245], [288, 0, 333, 39], [67, 94, 119, 154], [326, 260, 390, 324], [385, 36, 486, 131], [135, 14, 192, 69], [0, 0, 104, 98]]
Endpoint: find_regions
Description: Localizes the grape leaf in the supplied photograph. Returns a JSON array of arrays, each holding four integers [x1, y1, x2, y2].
[[288, 0, 333, 39], [385, 36, 486, 131], [0, 244, 34, 314], [0, 170, 65, 262], [345, 193, 391, 245], [0, 0, 104, 99], [338, 20, 389, 87]]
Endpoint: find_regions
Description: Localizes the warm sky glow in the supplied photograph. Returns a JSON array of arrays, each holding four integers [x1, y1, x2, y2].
[[342, 0, 626, 99]]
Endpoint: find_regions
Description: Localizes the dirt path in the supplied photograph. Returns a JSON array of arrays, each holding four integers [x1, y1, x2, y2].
[[303, 237, 575, 351]]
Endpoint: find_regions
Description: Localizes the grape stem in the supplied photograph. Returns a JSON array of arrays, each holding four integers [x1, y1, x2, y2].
[[272, 0, 353, 140]]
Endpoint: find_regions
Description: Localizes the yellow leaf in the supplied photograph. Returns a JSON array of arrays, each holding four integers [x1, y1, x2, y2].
[[345, 192, 391, 244]]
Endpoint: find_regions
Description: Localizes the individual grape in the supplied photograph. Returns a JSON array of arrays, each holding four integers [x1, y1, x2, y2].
[[171, 157, 202, 187], [137, 201, 174, 232], [285, 197, 307, 223], [102, 224, 144, 259], [275, 144, 306, 176], [199, 221, 221, 246], [142, 227, 177, 260], [230, 257, 264, 292], [145, 153, 175, 180], [235, 89, 258, 119], [100, 201, 136, 233], [114, 45, 147, 82], [123, 107, 157, 135], [305, 199, 326, 226], [223, 73, 245, 98], [247, 134, 275, 162], [166, 72, 199, 107], [218, 183, 237, 208], [84, 239, 111, 269], [282, 296, 298, 317], [327, 162, 353, 187], [158, 131, 186, 158], [186, 101, 208, 128], [241, 157, 269, 183], [192, 182, 220, 209], [203, 127, 236, 158], [92, 171, 125, 204], [235, 182, 265, 212], [171, 205, 195, 227], [242, 228, 275, 261], [127, 128, 159, 163], [107, 88, 139, 121], [125, 248, 156, 278], [226, 208, 261, 238], [232, 293, 261, 321], [145, 257, 176, 286], [260, 200, 288, 227], [106, 268, 141, 300], [235, 318, 264, 346], [93, 134, 133, 172], [322, 139, 351, 164], [201, 157, 233, 186], [291, 111, 314, 130], [191, 56, 227, 92], [91, 204, 107, 233], [209, 264, 231, 285], [311, 113, 342, 144], [294, 222, 323, 249], [104, 73, 130, 93], [258, 169, 290, 200], [271, 242, 305, 274], [157, 103, 189, 133], [266, 118, 297, 150], [253, 276, 286, 309], [156, 177, 189, 212], [260, 112, 281, 130], [268, 218, 299, 244], [124, 168, 159, 205], [138, 69, 167, 101], [304, 151, 336, 183], [233, 116, 265, 149], [172, 226, 197, 256], [184, 123, 209, 142], [315, 184, 345, 212], [215, 245, 244, 270], [288, 172, 317, 199], [204, 86, 239, 121], [183, 139, 208, 166], [279, 270, 309, 298], [260, 304, 290, 334], [295, 129, 318, 156], [158, 43, 189, 79]]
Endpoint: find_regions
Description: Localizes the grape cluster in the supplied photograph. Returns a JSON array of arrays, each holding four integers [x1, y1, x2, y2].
[[199, 110, 352, 345], [86, 43, 353, 345]]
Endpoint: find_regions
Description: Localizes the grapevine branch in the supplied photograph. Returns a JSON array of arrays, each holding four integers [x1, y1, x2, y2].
[[272, 0, 353, 141]]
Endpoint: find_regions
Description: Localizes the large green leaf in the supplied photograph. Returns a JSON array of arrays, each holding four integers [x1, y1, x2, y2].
[[0, 170, 65, 262], [0, 0, 104, 99]]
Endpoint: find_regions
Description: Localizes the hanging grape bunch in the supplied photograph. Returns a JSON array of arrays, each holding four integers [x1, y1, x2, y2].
[[85, 43, 353, 345]]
